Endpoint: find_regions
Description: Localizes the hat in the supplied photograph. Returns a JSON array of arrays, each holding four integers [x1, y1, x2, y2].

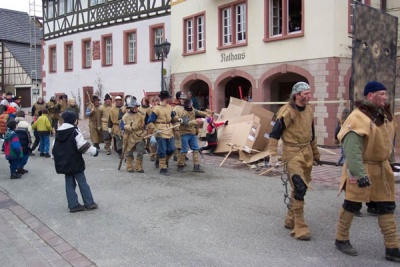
[[290, 82, 311, 98], [127, 99, 140, 108], [62, 110, 77, 124], [179, 93, 188, 99], [115, 96, 122, 100], [5, 105, 16, 114], [104, 93, 112, 101], [159, 91, 170, 100], [92, 95, 100, 102], [6, 120, 17, 130], [363, 81, 386, 96], [175, 91, 182, 99], [15, 96, 22, 100]]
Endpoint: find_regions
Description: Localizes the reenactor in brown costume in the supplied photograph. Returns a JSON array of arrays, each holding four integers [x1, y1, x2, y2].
[[46, 96, 60, 133], [121, 99, 145, 173], [86, 95, 102, 149], [147, 91, 180, 175], [172, 91, 186, 162], [335, 81, 400, 262], [138, 97, 152, 153], [99, 94, 113, 155], [177, 98, 208, 173], [108, 95, 125, 157], [148, 96, 160, 162], [31, 97, 46, 121], [58, 95, 68, 125], [266, 82, 320, 241]]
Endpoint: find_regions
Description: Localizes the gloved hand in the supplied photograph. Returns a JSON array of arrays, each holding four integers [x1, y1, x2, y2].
[[155, 130, 162, 136], [357, 176, 371, 187], [268, 155, 279, 167], [313, 158, 322, 166], [94, 149, 99, 157], [97, 126, 102, 132], [108, 128, 112, 134], [225, 120, 229, 126], [178, 118, 183, 124]]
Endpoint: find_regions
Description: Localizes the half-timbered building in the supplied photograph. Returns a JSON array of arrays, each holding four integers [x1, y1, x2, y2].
[[42, 0, 170, 118]]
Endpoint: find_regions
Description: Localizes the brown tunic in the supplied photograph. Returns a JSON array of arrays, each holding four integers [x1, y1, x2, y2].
[[276, 104, 319, 184], [122, 111, 145, 151], [338, 109, 396, 202]]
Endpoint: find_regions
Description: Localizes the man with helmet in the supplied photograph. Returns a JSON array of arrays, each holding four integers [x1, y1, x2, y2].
[[86, 95, 102, 149], [99, 94, 113, 155], [46, 96, 61, 134], [108, 95, 125, 157], [172, 91, 187, 162], [121, 99, 145, 173], [176, 98, 208, 173], [148, 96, 160, 163], [265, 81, 320, 241], [147, 91, 180, 175]]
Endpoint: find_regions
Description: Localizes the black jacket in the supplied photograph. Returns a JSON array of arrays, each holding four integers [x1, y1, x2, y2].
[[53, 127, 85, 174], [15, 127, 31, 154]]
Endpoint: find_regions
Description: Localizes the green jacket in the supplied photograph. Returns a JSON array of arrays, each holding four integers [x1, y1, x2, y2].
[[32, 114, 52, 134]]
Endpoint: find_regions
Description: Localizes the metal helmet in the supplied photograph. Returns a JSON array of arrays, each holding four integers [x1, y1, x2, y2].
[[125, 95, 137, 107], [127, 99, 140, 108]]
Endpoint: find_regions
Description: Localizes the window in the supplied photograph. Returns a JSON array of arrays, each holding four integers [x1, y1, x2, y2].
[[149, 24, 164, 61], [67, 0, 73, 13], [48, 1, 54, 18], [124, 30, 137, 64], [348, 0, 371, 32], [101, 34, 113, 66], [218, 1, 247, 49], [49, 45, 57, 72], [59, 0, 65, 15], [82, 39, 91, 68], [184, 13, 206, 55], [90, 0, 105, 6], [265, 0, 304, 41], [64, 42, 73, 71]]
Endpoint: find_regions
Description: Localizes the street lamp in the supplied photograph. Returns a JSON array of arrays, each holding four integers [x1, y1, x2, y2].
[[154, 39, 171, 91]]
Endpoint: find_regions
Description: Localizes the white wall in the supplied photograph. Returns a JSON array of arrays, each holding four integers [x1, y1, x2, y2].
[[170, 0, 355, 74], [43, 16, 171, 106]]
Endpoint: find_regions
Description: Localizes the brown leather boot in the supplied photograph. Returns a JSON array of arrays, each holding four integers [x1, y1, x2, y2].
[[291, 199, 311, 240], [135, 159, 144, 173], [284, 207, 294, 229], [177, 153, 187, 172], [378, 213, 400, 250], [335, 207, 357, 256], [126, 157, 134, 173]]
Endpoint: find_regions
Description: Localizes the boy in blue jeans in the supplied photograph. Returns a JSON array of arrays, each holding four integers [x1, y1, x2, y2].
[[4, 120, 23, 179], [53, 111, 99, 213]]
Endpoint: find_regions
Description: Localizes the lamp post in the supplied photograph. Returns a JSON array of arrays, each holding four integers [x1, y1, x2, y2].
[[154, 39, 171, 91]]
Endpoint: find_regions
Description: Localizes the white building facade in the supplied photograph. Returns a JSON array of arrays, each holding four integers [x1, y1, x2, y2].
[[170, 0, 400, 146], [42, 0, 171, 118]]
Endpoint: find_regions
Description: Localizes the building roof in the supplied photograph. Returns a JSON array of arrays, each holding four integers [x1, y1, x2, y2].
[[5, 42, 42, 79], [0, 8, 42, 80], [0, 8, 42, 45]]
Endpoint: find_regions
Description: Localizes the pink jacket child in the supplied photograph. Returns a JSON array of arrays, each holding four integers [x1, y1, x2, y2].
[[200, 117, 228, 156]]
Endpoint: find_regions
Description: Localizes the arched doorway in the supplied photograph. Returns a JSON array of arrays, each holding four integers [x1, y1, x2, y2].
[[224, 77, 252, 107], [183, 80, 209, 111], [264, 72, 308, 114]]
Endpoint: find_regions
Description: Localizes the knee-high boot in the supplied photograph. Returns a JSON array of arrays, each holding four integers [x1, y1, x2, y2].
[[126, 156, 134, 173], [290, 199, 311, 240], [335, 207, 357, 256], [159, 157, 169, 175], [177, 153, 187, 172], [193, 151, 204, 173], [135, 159, 144, 173], [378, 213, 400, 262], [284, 192, 294, 229]]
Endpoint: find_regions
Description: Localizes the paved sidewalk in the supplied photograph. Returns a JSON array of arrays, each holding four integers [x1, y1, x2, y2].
[[0, 190, 96, 267]]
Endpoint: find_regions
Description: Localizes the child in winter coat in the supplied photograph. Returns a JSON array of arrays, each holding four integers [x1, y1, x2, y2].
[[4, 120, 23, 179], [32, 108, 52, 157], [200, 116, 228, 156], [15, 111, 33, 174], [53, 111, 99, 213]]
